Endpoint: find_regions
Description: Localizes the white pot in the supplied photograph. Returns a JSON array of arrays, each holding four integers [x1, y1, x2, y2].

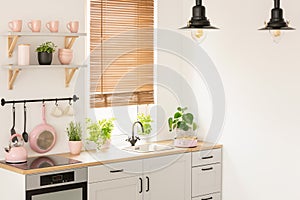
[[68, 141, 83, 155], [174, 130, 197, 148]]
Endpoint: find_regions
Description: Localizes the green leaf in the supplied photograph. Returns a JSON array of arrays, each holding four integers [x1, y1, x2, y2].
[[193, 122, 198, 131], [183, 113, 193, 125], [181, 107, 188, 111], [174, 112, 182, 119], [168, 117, 173, 131], [179, 121, 189, 131]]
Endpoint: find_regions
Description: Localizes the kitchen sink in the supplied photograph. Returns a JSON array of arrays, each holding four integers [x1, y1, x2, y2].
[[123, 143, 174, 153]]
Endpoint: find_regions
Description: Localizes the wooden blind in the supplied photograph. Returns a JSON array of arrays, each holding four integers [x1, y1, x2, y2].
[[90, 0, 154, 108]]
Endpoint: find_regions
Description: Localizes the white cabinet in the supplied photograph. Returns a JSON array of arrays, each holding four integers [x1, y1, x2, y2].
[[89, 176, 142, 200], [192, 164, 222, 197], [88, 153, 191, 200], [88, 160, 143, 183], [192, 148, 222, 199], [88, 147, 222, 200], [143, 153, 191, 200]]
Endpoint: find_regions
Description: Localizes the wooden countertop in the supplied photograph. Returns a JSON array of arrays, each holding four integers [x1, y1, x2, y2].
[[0, 140, 222, 175]]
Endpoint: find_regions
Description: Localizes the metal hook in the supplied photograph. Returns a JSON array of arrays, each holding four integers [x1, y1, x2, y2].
[[69, 99, 72, 106], [55, 99, 58, 106]]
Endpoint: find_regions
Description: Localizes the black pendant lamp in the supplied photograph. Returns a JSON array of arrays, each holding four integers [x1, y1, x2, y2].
[[259, 0, 295, 30], [181, 0, 218, 29]]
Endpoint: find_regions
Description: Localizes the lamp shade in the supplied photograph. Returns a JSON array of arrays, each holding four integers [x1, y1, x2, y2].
[[180, 0, 218, 29], [259, 0, 295, 30]]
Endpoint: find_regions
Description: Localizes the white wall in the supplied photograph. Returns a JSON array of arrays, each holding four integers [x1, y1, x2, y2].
[[158, 0, 300, 199], [0, 0, 86, 159]]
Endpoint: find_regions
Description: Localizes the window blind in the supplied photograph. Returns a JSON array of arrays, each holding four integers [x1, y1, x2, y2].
[[90, 0, 154, 108]]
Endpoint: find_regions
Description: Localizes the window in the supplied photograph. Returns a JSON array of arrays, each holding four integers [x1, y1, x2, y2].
[[90, 0, 154, 108]]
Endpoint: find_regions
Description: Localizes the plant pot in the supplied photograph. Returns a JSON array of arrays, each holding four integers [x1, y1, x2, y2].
[[68, 141, 83, 155], [38, 52, 53, 65], [101, 139, 111, 149], [174, 130, 198, 148]]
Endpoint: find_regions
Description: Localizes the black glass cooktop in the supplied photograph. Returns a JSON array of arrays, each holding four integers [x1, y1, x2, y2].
[[0, 155, 81, 170]]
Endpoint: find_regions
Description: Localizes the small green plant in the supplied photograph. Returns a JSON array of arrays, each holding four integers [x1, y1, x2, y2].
[[137, 113, 153, 135], [66, 121, 82, 141], [168, 107, 198, 132], [36, 41, 57, 53], [86, 118, 115, 149]]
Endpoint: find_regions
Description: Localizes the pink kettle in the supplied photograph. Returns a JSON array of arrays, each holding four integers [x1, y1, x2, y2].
[[5, 134, 27, 164]]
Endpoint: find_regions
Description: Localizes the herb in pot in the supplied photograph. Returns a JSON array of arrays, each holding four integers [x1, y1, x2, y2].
[[66, 121, 82, 141], [35, 41, 57, 65], [86, 118, 115, 150]]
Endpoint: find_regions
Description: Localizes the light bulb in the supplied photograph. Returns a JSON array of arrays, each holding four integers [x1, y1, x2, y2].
[[191, 29, 207, 44], [269, 30, 284, 44]]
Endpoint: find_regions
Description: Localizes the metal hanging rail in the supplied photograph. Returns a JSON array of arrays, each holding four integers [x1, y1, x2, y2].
[[1, 95, 79, 106]]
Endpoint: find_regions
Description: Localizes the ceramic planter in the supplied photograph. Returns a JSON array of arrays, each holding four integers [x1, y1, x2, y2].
[[38, 52, 53, 65], [174, 130, 198, 148], [68, 141, 83, 155]]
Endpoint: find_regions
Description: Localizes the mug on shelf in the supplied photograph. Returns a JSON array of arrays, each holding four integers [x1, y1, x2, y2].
[[27, 20, 41, 32], [67, 21, 79, 33], [8, 20, 22, 32], [46, 21, 59, 32]]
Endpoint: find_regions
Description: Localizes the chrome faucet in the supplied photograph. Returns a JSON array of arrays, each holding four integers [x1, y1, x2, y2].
[[126, 121, 144, 146]]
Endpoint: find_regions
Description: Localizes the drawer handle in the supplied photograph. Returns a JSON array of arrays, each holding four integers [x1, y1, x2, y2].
[[202, 156, 213, 160], [201, 197, 213, 200], [201, 167, 213, 171], [146, 176, 150, 192], [139, 177, 143, 193], [110, 169, 124, 173]]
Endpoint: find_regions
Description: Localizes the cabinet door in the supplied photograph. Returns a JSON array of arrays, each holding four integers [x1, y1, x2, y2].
[[143, 153, 191, 200], [192, 163, 221, 197], [88, 176, 143, 200]]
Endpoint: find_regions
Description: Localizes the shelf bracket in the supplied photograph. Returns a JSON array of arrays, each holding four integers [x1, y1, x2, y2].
[[64, 36, 79, 49], [8, 69, 20, 90], [8, 36, 19, 57], [65, 68, 78, 87]]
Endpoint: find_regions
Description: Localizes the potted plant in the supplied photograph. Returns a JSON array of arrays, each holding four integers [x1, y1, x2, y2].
[[66, 121, 83, 155], [168, 107, 198, 148], [36, 41, 57, 65], [86, 118, 115, 150], [137, 113, 153, 136]]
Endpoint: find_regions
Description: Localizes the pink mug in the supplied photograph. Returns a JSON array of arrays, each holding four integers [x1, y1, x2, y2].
[[67, 21, 79, 33], [27, 20, 41, 32], [8, 20, 22, 32], [46, 21, 59, 32]]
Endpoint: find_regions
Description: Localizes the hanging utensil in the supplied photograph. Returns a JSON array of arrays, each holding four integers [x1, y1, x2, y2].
[[22, 103, 29, 143], [10, 104, 17, 143], [30, 103, 57, 153]]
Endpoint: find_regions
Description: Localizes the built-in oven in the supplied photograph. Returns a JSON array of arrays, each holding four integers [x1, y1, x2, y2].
[[26, 168, 87, 200]]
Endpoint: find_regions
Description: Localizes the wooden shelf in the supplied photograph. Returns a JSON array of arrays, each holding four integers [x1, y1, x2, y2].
[[3, 32, 87, 57], [2, 64, 87, 90]]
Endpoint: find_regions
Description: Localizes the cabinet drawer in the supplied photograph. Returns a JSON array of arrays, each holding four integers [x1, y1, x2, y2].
[[192, 163, 221, 197], [88, 160, 142, 183], [192, 148, 221, 166], [193, 193, 221, 200]]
